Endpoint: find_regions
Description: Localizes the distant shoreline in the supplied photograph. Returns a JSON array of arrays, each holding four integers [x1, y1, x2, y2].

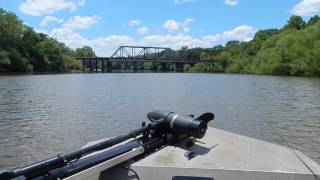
[[0, 70, 82, 76], [1, 71, 319, 78]]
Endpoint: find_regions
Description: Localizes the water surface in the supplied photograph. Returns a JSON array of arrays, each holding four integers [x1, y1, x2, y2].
[[0, 73, 319, 167]]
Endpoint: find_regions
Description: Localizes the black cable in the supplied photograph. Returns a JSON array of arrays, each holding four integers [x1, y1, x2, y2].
[[262, 119, 320, 180]]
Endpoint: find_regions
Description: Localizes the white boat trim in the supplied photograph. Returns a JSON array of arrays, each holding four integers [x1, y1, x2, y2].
[[64, 147, 144, 180], [73, 127, 320, 180]]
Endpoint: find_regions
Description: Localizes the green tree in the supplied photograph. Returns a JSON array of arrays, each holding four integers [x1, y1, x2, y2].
[[284, 15, 306, 30], [307, 15, 320, 26], [0, 8, 23, 49], [0, 8, 94, 73], [0, 50, 11, 71], [75, 46, 96, 57]]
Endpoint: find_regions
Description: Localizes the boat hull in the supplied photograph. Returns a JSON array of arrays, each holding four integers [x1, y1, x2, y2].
[[74, 127, 320, 180]]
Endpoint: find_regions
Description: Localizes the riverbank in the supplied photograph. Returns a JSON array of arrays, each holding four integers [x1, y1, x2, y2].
[[0, 70, 83, 75], [1, 70, 319, 78], [2, 7, 320, 77]]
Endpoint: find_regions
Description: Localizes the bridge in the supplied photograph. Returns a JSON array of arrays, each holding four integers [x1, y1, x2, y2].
[[76, 46, 201, 72]]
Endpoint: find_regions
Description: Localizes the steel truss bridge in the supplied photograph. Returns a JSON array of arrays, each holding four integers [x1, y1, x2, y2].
[[76, 46, 201, 72]]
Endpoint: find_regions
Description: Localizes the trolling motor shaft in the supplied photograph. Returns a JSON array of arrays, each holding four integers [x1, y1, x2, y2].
[[0, 111, 214, 180]]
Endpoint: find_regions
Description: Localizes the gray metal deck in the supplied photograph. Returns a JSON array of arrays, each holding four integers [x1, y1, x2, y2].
[[104, 127, 320, 180]]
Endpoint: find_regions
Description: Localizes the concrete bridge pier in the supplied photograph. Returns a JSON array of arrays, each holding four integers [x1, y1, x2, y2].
[[95, 59, 98, 72], [89, 60, 94, 72], [124, 61, 129, 70], [101, 60, 105, 72], [106, 61, 112, 72], [133, 62, 138, 72], [169, 63, 174, 72], [161, 62, 169, 72], [152, 62, 158, 72], [176, 62, 184, 72], [82, 61, 85, 72]]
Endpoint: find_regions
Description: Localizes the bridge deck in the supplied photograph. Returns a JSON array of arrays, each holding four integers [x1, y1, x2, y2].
[[76, 57, 200, 63]]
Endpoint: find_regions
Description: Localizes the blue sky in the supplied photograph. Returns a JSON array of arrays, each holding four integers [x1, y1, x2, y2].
[[1, 0, 319, 56]]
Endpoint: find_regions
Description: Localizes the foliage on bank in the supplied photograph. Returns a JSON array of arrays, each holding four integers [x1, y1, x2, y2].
[[1, 7, 320, 76], [186, 15, 320, 76], [0, 8, 96, 73]]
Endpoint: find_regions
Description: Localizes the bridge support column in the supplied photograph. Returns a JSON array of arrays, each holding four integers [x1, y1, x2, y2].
[[152, 62, 157, 72], [82, 61, 85, 72], [106, 61, 112, 72], [95, 59, 98, 72], [160, 62, 168, 72], [169, 63, 174, 72], [133, 61, 137, 72], [176, 62, 184, 72], [125, 61, 130, 70], [89, 60, 93, 72], [101, 60, 105, 73]]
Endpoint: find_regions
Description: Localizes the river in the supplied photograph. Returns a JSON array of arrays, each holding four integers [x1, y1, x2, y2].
[[0, 73, 319, 167]]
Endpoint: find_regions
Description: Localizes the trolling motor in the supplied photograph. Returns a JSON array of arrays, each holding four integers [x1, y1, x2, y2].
[[0, 111, 214, 180], [147, 111, 214, 139]]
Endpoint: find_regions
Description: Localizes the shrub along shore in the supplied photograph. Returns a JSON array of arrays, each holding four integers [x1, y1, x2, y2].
[[1, 8, 319, 76]]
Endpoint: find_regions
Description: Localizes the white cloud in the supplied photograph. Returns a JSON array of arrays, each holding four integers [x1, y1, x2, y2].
[[19, 0, 78, 16], [222, 25, 255, 41], [292, 0, 320, 16], [46, 27, 134, 56], [182, 18, 194, 32], [40, 16, 63, 26], [34, 28, 50, 34], [63, 15, 101, 30], [183, 18, 194, 25], [174, 0, 195, 4], [202, 34, 221, 42], [163, 19, 180, 32], [78, 0, 85, 6], [40, 25, 256, 56], [142, 34, 214, 49], [137, 26, 150, 34], [128, 20, 141, 26], [183, 27, 190, 32], [50, 27, 90, 48], [163, 18, 194, 32], [48, 29, 210, 55], [91, 35, 135, 55], [225, 0, 239, 6], [143, 25, 255, 49], [91, 35, 134, 47]]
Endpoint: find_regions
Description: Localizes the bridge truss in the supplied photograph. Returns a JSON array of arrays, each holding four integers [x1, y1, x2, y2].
[[111, 46, 174, 61], [76, 45, 202, 72]]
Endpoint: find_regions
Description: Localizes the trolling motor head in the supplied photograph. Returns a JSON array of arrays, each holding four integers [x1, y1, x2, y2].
[[147, 111, 214, 139]]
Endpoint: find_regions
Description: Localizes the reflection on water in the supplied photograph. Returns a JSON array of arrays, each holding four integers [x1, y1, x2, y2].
[[0, 73, 319, 167]]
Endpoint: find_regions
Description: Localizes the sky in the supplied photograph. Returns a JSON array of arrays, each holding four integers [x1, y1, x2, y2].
[[0, 0, 320, 56]]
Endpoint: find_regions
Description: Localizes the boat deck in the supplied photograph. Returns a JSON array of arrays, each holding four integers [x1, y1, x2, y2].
[[105, 127, 320, 180]]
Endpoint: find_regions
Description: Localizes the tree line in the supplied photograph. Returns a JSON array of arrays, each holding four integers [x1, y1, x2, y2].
[[186, 15, 320, 76], [1, 7, 319, 76], [0, 8, 95, 73]]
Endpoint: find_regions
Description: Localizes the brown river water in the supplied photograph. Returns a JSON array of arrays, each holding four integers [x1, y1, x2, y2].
[[0, 73, 319, 168]]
